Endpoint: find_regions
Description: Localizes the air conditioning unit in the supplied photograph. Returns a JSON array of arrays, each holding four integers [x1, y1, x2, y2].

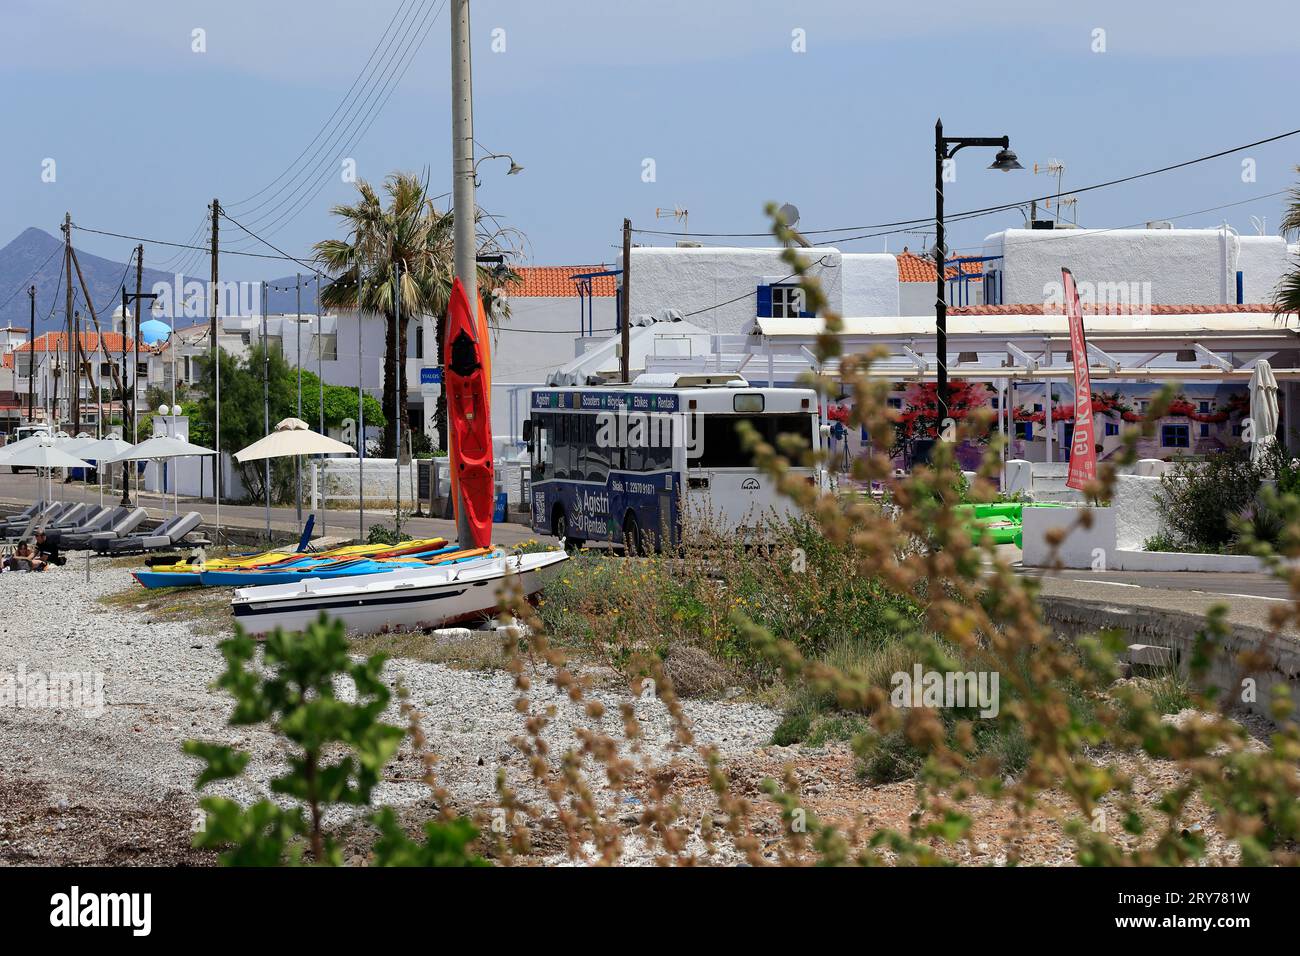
[[1146, 220, 1174, 230], [675, 240, 702, 248]]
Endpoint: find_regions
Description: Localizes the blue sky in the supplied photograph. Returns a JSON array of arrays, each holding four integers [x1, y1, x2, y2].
[[3, 0, 1297, 282]]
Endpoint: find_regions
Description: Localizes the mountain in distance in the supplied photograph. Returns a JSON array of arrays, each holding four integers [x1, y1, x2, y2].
[[0, 227, 323, 336]]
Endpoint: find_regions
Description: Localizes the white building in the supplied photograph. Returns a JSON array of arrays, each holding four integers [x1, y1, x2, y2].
[[980, 226, 1292, 308]]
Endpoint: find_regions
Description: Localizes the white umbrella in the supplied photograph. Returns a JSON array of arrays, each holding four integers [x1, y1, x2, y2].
[[234, 418, 354, 540], [104, 435, 216, 462], [104, 436, 216, 514], [0, 433, 50, 463], [234, 418, 356, 462], [3, 440, 93, 470], [2, 439, 94, 510], [78, 436, 135, 508], [78, 436, 135, 461], [1249, 359, 1280, 467]]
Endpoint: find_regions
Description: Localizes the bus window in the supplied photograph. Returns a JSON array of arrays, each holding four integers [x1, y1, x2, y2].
[[694, 414, 814, 469], [531, 415, 552, 476], [580, 414, 610, 483]]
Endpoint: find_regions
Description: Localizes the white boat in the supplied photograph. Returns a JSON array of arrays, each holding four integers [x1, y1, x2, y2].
[[230, 549, 568, 636]]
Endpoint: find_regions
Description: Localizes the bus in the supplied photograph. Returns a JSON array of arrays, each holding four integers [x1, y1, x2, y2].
[[524, 373, 821, 550]]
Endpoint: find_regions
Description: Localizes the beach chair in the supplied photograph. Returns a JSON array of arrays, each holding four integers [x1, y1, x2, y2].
[[1, 513, 42, 548], [1, 499, 44, 523], [43, 502, 91, 530], [1, 500, 64, 533], [43, 506, 127, 549], [75, 507, 149, 551], [93, 512, 204, 555]]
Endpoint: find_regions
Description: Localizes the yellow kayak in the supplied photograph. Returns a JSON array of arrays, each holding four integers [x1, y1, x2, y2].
[[143, 537, 448, 582]]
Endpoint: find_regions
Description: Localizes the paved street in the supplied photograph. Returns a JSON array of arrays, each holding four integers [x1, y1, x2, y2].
[[0, 474, 546, 548]]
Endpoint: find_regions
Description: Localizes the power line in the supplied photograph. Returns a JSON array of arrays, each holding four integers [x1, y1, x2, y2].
[[226, 0, 426, 212], [219, 208, 324, 276], [631, 126, 1300, 240], [70, 223, 311, 263], [0, 244, 62, 313], [228, 0, 448, 247]]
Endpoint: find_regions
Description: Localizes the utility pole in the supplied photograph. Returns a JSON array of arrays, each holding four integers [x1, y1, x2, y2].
[[119, 288, 131, 504], [26, 286, 35, 422], [450, 0, 477, 548], [621, 218, 631, 382], [357, 265, 365, 541], [210, 200, 221, 533], [394, 261, 402, 538], [262, 281, 271, 541], [295, 272, 302, 525], [63, 212, 75, 432], [134, 244, 143, 445]]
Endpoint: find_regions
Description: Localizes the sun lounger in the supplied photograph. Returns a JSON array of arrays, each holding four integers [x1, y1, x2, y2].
[[1, 500, 64, 533], [2, 513, 42, 547], [1, 499, 44, 523], [93, 511, 204, 555], [41, 502, 91, 530], [42, 506, 128, 549], [73, 507, 149, 551]]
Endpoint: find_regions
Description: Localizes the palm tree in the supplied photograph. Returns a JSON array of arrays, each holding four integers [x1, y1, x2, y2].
[[313, 172, 518, 456], [1274, 166, 1300, 316]]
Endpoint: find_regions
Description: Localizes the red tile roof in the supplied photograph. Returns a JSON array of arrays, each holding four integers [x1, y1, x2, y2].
[[949, 303, 1283, 316], [14, 331, 134, 352], [504, 265, 617, 297], [897, 250, 984, 283]]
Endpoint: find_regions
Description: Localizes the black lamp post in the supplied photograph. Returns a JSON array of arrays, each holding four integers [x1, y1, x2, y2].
[[934, 118, 1021, 425]]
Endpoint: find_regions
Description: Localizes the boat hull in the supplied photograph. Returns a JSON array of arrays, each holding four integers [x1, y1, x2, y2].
[[230, 551, 567, 636]]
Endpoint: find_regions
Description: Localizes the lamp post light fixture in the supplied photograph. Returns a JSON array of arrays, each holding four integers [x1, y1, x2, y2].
[[472, 141, 523, 186], [934, 118, 1021, 427]]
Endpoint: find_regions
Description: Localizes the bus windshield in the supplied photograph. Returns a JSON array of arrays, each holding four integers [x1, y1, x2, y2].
[[693, 413, 815, 469]]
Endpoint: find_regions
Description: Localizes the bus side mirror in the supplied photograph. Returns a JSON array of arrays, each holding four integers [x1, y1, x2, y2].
[[522, 420, 533, 442]]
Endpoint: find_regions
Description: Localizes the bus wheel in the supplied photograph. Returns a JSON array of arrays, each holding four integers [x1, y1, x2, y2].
[[553, 507, 583, 551], [623, 513, 646, 556]]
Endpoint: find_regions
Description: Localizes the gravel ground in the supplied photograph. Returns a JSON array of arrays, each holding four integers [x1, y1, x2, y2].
[[0, 563, 1273, 867], [0, 564, 780, 866]]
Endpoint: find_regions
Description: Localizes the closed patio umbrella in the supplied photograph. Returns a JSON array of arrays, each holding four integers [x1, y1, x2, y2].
[[234, 418, 355, 540], [1249, 359, 1280, 468]]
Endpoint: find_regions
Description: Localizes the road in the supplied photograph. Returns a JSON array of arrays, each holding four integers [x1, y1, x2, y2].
[[0, 473, 546, 548], [1020, 567, 1292, 601]]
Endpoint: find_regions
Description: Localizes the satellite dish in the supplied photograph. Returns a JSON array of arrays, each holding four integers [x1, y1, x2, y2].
[[778, 203, 800, 227]]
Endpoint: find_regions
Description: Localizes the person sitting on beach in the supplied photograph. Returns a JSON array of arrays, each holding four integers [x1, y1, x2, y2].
[[3, 541, 45, 572], [34, 530, 65, 567]]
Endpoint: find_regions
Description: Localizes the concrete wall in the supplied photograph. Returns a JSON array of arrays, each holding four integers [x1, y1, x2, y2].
[[488, 294, 613, 446], [841, 254, 900, 316], [629, 246, 844, 335], [983, 227, 1291, 307]]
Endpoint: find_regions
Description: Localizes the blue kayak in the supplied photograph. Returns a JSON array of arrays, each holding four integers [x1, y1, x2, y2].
[[195, 546, 496, 587]]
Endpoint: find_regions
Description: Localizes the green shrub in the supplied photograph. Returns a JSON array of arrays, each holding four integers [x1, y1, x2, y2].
[[184, 615, 484, 866], [1156, 445, 1264, 550]]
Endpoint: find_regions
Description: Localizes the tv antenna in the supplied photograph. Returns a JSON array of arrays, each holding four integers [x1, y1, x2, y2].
[[1032, 159, 1078, 225], [655, 205, 689, 234]]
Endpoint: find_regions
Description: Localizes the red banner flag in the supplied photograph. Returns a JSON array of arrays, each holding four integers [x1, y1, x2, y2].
[[1062, 267, 1098, 491]]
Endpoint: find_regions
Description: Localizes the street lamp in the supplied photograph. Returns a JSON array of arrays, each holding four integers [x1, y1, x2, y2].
[[472, 141, 523, 186], [934, 118, 1021, 425]]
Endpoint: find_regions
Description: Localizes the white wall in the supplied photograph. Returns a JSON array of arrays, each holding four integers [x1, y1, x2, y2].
[[629, 246, 844, 335], [841, 254, 900, 316], [984, 227, 1292, 307]]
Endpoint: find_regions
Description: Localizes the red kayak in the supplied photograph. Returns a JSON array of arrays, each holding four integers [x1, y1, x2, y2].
[[445, 277, 494, 549]]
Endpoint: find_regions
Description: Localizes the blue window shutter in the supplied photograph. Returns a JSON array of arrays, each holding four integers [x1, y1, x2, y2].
[[756, 284, 772, 318]]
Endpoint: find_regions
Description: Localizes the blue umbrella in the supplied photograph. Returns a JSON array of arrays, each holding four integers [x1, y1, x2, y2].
[[139, 318, 172, 345]]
